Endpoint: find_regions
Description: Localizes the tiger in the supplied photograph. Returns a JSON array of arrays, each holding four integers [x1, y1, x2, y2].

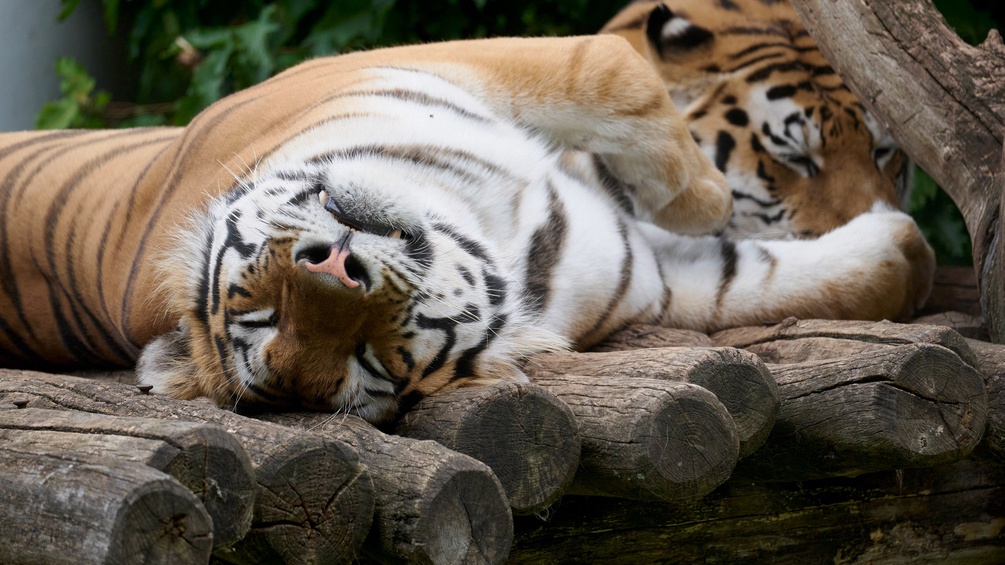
[[601, 0, 915, 239], [0, 36, 933, 423]]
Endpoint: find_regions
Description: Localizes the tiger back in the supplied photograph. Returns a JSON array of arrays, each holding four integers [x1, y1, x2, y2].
[[602, 0, 912, 238]]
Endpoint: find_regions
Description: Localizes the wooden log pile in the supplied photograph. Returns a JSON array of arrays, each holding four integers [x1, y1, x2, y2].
[[0, 315, 1003, 563]]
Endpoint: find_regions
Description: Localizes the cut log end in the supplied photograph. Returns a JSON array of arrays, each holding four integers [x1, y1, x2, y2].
[[532, 376, 739, 501], [109, 477, 215, 564], [225, 438, 373, 565], [396, 382, 580, 515], [740, 343, 988, 480], [526, 347, 777, 458], [0, 448, 213, 565], [416, 467, 514, 565], [645, 387, 740, 497], [258, 412, 514, 564]]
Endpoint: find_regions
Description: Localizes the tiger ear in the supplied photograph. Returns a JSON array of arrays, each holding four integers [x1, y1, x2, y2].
[[136, 321, 203, 400], [645, 3, 714, 59]]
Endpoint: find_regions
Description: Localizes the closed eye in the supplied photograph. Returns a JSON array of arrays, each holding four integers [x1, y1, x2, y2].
[[873, 146, 895, 168], [782, 154, 820, 177], [317, 188, 412, 241]]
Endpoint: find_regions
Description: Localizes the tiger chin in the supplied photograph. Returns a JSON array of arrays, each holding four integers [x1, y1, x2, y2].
[[0, 35, 932, 425]]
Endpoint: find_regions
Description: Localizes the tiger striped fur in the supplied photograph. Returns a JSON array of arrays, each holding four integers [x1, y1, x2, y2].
[[0, 36, 932, 422], [602, 0, 917, 238]]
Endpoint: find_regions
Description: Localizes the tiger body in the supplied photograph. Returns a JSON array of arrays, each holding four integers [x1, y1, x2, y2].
[[602, 0, 913, 239], [0, 36, 932, 421]]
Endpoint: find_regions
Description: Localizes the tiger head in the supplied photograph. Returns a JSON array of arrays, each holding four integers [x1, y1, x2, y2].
[[137, 158, 564, 423], [602, 0, 911, 238]]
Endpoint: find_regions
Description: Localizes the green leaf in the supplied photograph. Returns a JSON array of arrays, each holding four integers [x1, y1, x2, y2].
[[57, 0, 81, 22], [102, 0, 121, 33], [175, 45, 233, 124], [54, 57, 95, 98], [36, 99, 80, 130]]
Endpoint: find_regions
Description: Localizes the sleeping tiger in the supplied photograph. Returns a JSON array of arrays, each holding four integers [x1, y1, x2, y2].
[[602, 0, 914, 238], [0, 36, 933, 422]]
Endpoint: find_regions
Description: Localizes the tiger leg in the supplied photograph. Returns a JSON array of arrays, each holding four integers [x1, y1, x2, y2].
[[371, 35, 732, 235], [642, 207, 936, 332]]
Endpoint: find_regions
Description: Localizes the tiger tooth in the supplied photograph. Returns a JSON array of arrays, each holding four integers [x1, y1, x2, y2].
[[318, 190, 329, 207], [389, 229, 403, 240]]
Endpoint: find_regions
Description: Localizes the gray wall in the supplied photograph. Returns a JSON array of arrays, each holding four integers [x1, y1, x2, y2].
[[0, 0, 125, 131]]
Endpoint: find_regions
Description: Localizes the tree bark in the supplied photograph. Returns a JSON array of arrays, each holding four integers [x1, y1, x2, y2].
[[739, 344, 987, 481], [526, 347, 778, 458], [589, 324, 713, 351], [965, 338, 1005, 459], [787, 0, 1005, 342], [0, 370, 373, 565], [0, 444, 213, 565], [0, 408, 255, 550], [261, 412, 514, 565], [529, 375, 738, 501], [712, 318, 977, 366], [394, 382, 581, 516]]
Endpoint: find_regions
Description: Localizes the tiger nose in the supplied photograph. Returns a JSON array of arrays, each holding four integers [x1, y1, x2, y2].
[[305, 245, 359, 288], [302, 236, 371, 290]]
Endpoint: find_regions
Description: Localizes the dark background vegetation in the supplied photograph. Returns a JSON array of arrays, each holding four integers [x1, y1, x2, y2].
[[43, 0, 1003, 265]]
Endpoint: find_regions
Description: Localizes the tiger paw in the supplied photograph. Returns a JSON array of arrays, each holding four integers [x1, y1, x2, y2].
[[650, 164, 732, 235]]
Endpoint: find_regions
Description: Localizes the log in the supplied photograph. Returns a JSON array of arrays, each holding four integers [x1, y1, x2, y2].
[[526, 347, 778, 458], [0, 444, 213, 565], [261, 412, 513, 565], [510, 458, 1005, 563], [964, 338, 1005, 459], [0, 408, 255, 550], [589, 324, 713, 351], [394, 382, 580, 515], [913, 311, 988, 342], [528, 375, 738, 501], [0, 370, 373, 565], [787, 0, 1005, 342], [711, 318, 977, 366], [737, 344, 987, 481]]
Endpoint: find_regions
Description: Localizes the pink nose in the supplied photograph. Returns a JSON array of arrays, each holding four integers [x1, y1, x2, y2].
[[304, 245, 360, 288]]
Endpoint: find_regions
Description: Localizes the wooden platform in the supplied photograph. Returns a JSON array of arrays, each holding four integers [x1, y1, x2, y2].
[[0, 309, 1002, 563]]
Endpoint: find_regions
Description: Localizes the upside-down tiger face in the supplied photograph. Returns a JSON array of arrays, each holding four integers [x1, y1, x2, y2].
[[135, 68, 578, 423], [602, 0, 911, 239], [140, 153, 563, 423]]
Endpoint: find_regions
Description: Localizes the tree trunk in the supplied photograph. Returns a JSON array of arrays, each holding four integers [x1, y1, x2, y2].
[[0, 370, 374, 565], [394, 381, 581, 516], [0, 445, 213, 565], [0, 408, 255, 550], [787, 0, 1005, 342]]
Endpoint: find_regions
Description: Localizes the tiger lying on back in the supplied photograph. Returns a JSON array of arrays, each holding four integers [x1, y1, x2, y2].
[[603, 0, 915, 239], [0, 36, 933, 422]]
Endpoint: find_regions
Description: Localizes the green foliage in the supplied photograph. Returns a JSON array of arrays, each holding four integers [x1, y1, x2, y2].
[[49, 0, 624, 126], [36, 57, 112, 129], [908, 169, 973, 265]]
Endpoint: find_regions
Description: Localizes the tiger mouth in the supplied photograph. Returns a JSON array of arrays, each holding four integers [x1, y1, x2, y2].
[[318, 189, 407, 240]]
